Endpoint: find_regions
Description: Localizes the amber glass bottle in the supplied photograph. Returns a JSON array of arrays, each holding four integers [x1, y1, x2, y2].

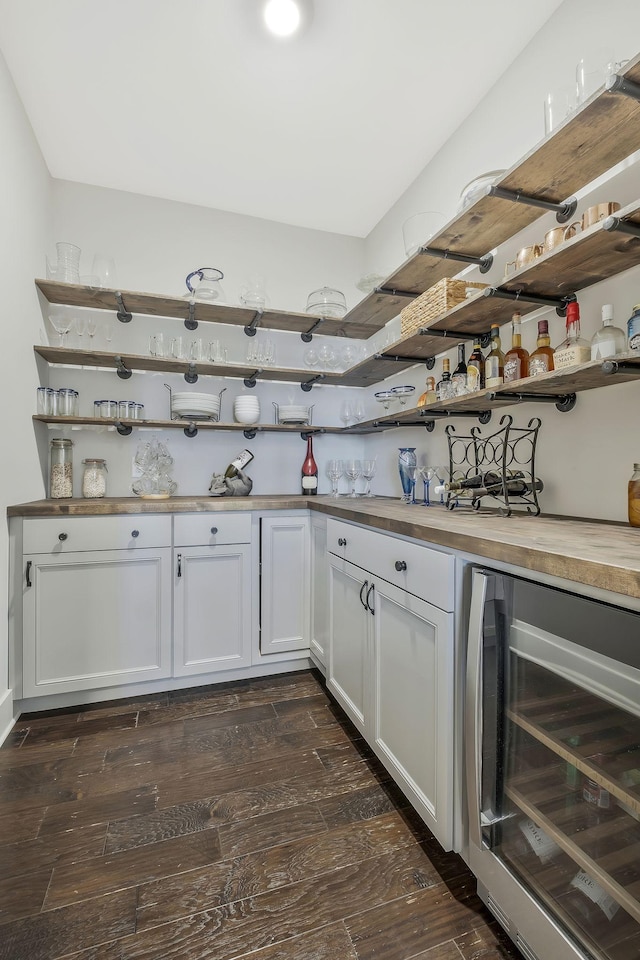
[[529, 319, 555, 376], [485, 324, 505, 389], [503, 311, 529, 382]]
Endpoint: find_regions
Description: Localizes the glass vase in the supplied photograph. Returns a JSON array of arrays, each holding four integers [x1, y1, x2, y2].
[[398, 447, 417, 503]]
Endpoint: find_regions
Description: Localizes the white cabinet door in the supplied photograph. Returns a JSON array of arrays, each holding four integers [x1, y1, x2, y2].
[[260, 516, 310, 655], [23, 548, 172, 697], [310, 514, 328, 666], [371, 578, 454, 850], [173, 545, 252, 677], [327, 556, 370, 734]]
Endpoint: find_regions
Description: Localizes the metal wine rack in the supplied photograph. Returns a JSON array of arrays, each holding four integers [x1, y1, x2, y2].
[[445, 415, 542, 516]]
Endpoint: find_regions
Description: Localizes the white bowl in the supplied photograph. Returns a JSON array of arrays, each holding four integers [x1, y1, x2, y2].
[[234, 409, 260, 424]]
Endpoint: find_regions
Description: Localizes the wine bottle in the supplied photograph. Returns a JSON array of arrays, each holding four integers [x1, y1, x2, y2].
[[467, 338, 485, 391], [437, 470, 506, 492], [301, 435, 318, 495], [451, 343, 467, 395], [224, 449, 254, 479], [485, 323, 505, 388]]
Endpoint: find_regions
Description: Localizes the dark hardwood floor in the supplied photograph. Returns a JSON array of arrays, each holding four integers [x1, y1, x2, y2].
[[0, 669, 523, 960]]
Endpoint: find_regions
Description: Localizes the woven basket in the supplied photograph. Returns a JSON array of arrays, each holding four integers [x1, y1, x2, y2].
[[400, 278, 487, 337]]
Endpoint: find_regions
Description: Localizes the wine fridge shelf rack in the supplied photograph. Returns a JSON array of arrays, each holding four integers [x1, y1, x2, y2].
[[445, 415, 542, 517]]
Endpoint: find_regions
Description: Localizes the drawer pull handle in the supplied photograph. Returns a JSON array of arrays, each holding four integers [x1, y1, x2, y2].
[[359, 579, 369, 610], [177, 553, 182, 578], [210, 527, 218, 535], [58, 533, 68, 542], [131, 529, 140, 538], [366, 582, 375, 615], [25, 560, 32, 587], [338, 537, 347, 547], [395, 560, 407, 572]]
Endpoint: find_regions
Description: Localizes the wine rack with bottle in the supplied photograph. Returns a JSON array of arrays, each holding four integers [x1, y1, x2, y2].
[[443, 415, 542, 516]]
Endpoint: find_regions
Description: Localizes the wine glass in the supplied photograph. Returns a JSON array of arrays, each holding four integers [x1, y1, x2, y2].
[[344, 459, 362, 497], [86, 318, 98, 342], [418, 466, 436, 506], [326, 459, 344, 497], [404, 464, 417, 504], [353, 398, 365, 423], [340, 401, 352, 428], [103, 320, 114, 347], [433, 464, 450, 506], [48, 313, 72, 346], [361, 459, 376, 497], [73, 316, 87, 345]]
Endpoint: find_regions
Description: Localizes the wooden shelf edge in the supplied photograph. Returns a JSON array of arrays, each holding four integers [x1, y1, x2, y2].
[[32, 415, 344, 434]]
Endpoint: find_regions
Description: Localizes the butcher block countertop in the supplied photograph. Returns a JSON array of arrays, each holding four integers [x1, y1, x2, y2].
[[8, 495, 640, 600]]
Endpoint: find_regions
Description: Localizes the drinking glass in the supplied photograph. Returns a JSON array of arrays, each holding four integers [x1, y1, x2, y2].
[[73, 316, 87, 346], [171, 336, 185, 359], [353, 398, 365, 423], [361, 459, 376, 497], [48, 313, 72, 346], [418, 466, 436, 506], [103, 321, 114, 346], [92, 255, 118, 289], [326, 459, 344, 497], [263, 339, 276, 366], [340, 401, 352, 428], [86, 318, 98, 341], [344, 459, 362, 497], [433, 464, 450, 505], [405, 464, 417, 504]]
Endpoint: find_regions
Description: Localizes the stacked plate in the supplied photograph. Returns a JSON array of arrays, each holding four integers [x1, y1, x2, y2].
[[171, 391, 222, 421], [275, 404, 312, 424]]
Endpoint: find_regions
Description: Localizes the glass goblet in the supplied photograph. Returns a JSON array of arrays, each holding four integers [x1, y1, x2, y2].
[[418, 466, 436, 506], [340, 401, 352, 428], [361, 459, 376, 497], [344, 459, 362, 497], [326, 459, 344, 498], [48, 313, 72, 346]]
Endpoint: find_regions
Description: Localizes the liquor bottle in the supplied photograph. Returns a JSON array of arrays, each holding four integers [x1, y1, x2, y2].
[[590, 303, 626, 360], [417, 376, 436, 407], [528, 319, 555, 376], [467, 338, 485, 391], [484, 323, 505, 388], [301, 435, 318, 495], [436, 358, 453, 401], [224, 449, 254, 479], [554, 301, 591, 369], [451, 343, 467, 395], [503, 311, 529, 382]]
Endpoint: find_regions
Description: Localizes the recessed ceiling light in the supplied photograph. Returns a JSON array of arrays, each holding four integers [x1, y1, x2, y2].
[[262, 0, 309, 38]]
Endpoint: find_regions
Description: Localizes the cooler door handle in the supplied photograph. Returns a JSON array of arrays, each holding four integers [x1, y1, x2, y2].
[[465, 570, 491, 849]]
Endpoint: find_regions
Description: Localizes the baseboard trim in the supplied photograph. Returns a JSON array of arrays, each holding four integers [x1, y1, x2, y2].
[[0, 687, 16, 747]]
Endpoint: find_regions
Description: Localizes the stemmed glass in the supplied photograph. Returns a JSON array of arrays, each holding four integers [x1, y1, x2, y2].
[[73, 316, 87, 346], [361, 459, 376, 497], [344, 459, 362, 497], [418, 466, 436, 506], [87, 318, 98, 343], [340, 401, 352, 428], [352, 398, 365, 423], [433, 464, 450, 505], [405, 464, 417, 504], [48, 313, 72, 346], [326, 459, 344, 498]]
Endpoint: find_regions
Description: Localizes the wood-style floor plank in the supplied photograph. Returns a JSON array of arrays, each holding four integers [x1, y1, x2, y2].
[[0, 669, 524, 960]]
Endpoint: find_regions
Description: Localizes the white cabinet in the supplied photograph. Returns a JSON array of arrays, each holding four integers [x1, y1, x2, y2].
[[22, 516, 172, 698], [309, 513, 328, 667], [327, 519, 455, 850], [260, 514, 310, 655], [173, 514, 253, 676]]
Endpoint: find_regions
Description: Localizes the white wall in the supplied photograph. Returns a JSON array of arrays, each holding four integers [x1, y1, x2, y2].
[[361, 0, 640, 520], [0, 46, 51, 733]]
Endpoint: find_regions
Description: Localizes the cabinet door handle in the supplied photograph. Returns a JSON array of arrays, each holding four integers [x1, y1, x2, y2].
[[366, 583, 375, 615], [131, 529, 140, 538], [359, 579, 369, 610], [177, 553, 182, 578], [25, 560, 32, 588], [210, 527, 218, 535], [338, 537, 347, 547], [394, 560, 407, 572], [58, 532, 68, 542]]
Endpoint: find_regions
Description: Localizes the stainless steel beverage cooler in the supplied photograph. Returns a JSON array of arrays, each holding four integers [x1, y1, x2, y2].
[[466, 569, 640, 960]]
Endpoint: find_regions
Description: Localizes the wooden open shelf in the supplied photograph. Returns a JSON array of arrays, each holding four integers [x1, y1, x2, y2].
[[33, 415, 342, 436], [344, 52, 640, 330]]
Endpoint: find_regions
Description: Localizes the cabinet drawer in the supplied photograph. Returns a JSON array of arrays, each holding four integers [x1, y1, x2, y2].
[[327, 518, 453, 611], [173, 512, 252, 546], [23, 515, 172, 554]]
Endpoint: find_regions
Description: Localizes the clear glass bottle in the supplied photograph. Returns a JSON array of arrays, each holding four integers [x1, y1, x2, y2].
[[590, 304, 626, 360], [436, 358, 453, 401], [529, 319, 555, 376], [554, 301, 591, 369], [485, 323, 505, 388], [49, 438, 73, 499], [503, 311, 529, 382], [629, 463, 640, 528], [82, 458, 108, 498], [417, 376, 436, 406]]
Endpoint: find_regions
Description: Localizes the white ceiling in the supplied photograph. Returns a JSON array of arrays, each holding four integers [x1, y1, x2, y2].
[[0, 0, 565, 237]]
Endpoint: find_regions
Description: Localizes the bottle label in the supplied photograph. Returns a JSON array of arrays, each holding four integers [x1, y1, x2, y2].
[[529, 355, 551, 376], [629, 313, 640, 352], [554, 344, 591, 369], [485, 356, 502, 387], [503, 357, 522, 382], [302, 476, 318, 490], [518, 818, 560, 864], [466, 366, 480, 392]]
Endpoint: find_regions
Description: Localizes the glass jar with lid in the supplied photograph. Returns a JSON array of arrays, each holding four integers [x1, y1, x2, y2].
[[49, 438, 73, 499], [82, 458, 108, 498]]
